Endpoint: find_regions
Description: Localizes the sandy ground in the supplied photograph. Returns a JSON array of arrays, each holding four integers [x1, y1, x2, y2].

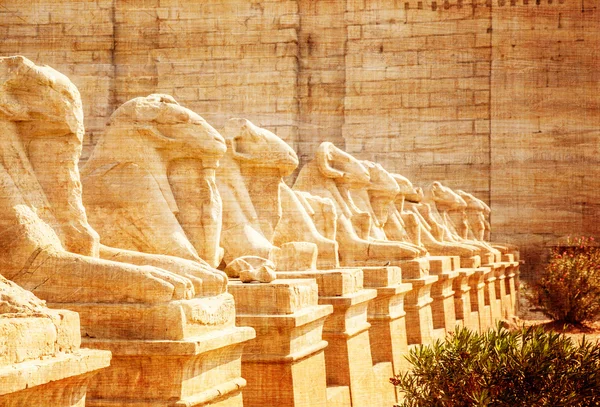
[[516, 284, 600, 343]]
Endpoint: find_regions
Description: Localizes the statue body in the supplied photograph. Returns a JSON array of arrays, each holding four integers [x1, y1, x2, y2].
[[421, 182, 501, 259], [0, 56, 193, 304], [220, 119, 339, 270], [82, 94, 228, 295], [387, 176, 479, 258], [350, 160, 427, 256], [293, 142, 421, 267], [457, 190, 520, 260]]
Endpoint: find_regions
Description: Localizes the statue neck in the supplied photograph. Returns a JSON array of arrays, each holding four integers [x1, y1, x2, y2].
[[90, 130, 163, 170], [394, 196, 406, 213], [0, 120, 52, 215], [88, 130, 176, 213], [0, 118, 91, 252], [238, 163, 284, 239]]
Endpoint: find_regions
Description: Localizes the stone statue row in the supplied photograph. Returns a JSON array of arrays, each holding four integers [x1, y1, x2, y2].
[[0, 56, 518, 407], [1, 56, 515, 311]]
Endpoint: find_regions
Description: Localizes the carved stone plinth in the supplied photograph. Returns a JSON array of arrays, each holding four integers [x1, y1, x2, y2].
[[55, 295, 255, 407], [459, 255, 481, 269], [495, 260, 519, 319], [493, 264, 508, 319], [228, 279, 332, 407], [362, 267, 413, 375], [468, 268, 492, 332], [403, 275, 439, 345], [0, 309, 111, 407], [321, 288, 380, 407], [276, 269, 383, 407], [0, 350, 111, 407], [361, 266, 413, 406], [59, 296, 237, 341], [325, 386, 351, 407], [483, 265, 500, 324], [452, 269, 476, 330], [396, 257, 430, 280], [428, 256, 459, 333], [505, 262, 520, 317], [428, 256, 459, 274]]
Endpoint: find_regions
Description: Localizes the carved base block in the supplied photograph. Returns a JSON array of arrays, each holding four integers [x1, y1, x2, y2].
[[502, 254, 515, 262], [397, 257, 430, 279], [373, 362, 396, 407], [403, 275, 438, 345], [468, 268, 491, 332], [325, 386, 350, 407], [82, 326, 255, 407], [505, 263, 520, 317], [460, 255, 481, 269], [493, 264, 509, 319], [452, 269, 476, 331], [0, 349, 111, 407], [228, 279, 332, 407], [362, 266, 413, 375], [430, 271, 459, 333], [320, 288, 383, 407], [514, 264, 522, 314], [428, 256, 460, 273], [55, 294, 237, 341], [277, 268, 390, 405], [485, 267, 500, 324], [276, 268, 363, 297]]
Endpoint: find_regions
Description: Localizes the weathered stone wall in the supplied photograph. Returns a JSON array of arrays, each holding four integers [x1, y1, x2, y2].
[[114, 0, 301, 149], [342, 1, 493, 201], [1, 0, 598, 276], [297, 0, 347, 165], [491, 0, 600, 273]]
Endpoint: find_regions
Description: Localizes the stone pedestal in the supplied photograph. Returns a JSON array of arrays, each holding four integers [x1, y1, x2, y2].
[[56, 294, 255, 407], [468, 267, 492, 332], [483, 265, 501, 324], [0, 310, 111, 407], [493, 264, 509, 319], [515, 262, 522, 314], [459, 255, 481, 269], [452, 268, 476, 330], [360, 266, 413, 406], [362, 266, 413, 375], [505, 262, 520, 317], [428, 257, 459, 333], [0, 351, 111, 407], [228, 279, 333, 407], [321, 288, 379, 407], [403, 275, 439, 345], [277, 269, 383, 407]]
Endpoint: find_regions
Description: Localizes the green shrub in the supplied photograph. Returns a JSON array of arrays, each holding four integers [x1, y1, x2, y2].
[[390, 325, 600, 407], [531, 236, 600, 324]]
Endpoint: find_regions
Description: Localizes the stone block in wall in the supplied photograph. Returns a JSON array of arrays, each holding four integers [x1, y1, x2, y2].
[[7, 25, 38, 37], [425, 33, 476, 50], [385, 65, 430, 80], [429, 90, 473, 107]]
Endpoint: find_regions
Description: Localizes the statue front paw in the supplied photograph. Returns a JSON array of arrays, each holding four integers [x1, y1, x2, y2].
[[140, 266, 195, 301]]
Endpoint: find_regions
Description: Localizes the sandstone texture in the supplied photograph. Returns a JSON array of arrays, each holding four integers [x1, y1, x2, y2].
[[1, 0, 594, 275], [0, 0, 586, 405]]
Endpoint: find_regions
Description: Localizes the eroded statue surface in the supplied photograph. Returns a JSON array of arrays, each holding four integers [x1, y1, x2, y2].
[[81, 94, 228, 295], [0, 275, 82, 366], [390, 175, 479, 258], [293, 142, 423, 267], [0, 56, 194, 304], [352, 160, 427, 256], [421, 181, 501, 259], [220, 118, 339, 271]]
